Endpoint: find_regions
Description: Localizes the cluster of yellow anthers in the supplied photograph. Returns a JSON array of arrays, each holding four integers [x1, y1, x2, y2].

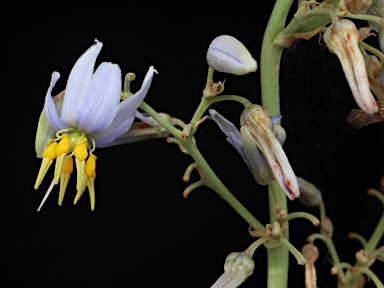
[[35, 129, 96, 211]]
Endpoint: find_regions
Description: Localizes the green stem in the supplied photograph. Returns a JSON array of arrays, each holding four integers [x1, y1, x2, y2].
[[319, 200, 327, 223], [139, 101, 264, 231], [260, 1, 294, 287], [359, 41, 384, 62], [284, 212, 320, 226], [365, 212, 384, 254], [345, 12, 384, 26], [357, 267, 384, 288], [308, 233, 347, 285], [344, 199, 384, 286], [183, 137, 264, 231], [278, 236, 306, 265], [210, 95, 252, 107], [189, 95, 251, 125]]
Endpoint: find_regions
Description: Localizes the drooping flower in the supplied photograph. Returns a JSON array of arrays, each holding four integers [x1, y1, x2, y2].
[[211, 250, 255, 288], [206, 35, 257, 75], [297, 177, 323, 207], [209, 104, 300, 200], [240, 105, 300, 200], [323, 19, 379, 114], [34, 39, 158, 211]]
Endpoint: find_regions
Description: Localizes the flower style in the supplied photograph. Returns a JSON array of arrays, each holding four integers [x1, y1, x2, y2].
[[206, 35, 257, 75], [209, 104, 300, 200], [34, 39, 158, 211], [323, 19, 379, 114]]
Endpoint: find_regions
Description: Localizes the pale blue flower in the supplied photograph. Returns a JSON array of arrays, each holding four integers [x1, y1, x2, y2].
[[34, 39, 157, 210]]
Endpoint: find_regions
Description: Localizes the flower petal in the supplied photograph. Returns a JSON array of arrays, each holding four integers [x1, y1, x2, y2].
[[94, 66, 157, 146], [36, 91, 65, 157], [240, 126, 274, 185], [60, 39, 103, 127], [135, 111, 162, 126], [241, 105, 300, 200], [209, 109, 242, 139], [227, 132, 246, 158], [35, 110, 56, 158], [76, 62, 122, 134], [44, 72, 67, 131]]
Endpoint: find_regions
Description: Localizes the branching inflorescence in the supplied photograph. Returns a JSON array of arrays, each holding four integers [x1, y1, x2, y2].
[[34, 0, 383, 287]]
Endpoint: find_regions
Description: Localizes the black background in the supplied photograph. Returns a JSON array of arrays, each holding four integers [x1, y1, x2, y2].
[[4, 2, 384, 288]]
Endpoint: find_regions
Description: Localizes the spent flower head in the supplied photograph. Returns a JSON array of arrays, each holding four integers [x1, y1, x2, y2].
[[209, 104, 300, 200], [323, 19, 379, 114], [240, 105, 300, 200]]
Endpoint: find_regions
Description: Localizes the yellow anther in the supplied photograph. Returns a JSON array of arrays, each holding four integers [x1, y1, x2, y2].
[[34, 142, 58, 189], [87, 178, 95, 211], [54, 136, 71, 184], [58, 156, 73, 205], [54, 134, 70, 184], [84, 154, 97, 177], [58, 172, 71, 206], [75, 158, 86, 192], [73, 175, 87, 206], [73, 141, 88, 191], [61, 156, 73, 174], [42, 141, 58, 160], [56, 134, 70, 155], [73, 142, 88, 161]]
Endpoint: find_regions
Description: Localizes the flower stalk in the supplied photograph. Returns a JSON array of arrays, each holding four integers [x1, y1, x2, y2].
[[260, 0, 295, 287]]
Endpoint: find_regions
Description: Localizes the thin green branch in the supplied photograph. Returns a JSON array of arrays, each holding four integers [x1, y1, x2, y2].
[[140, 100, 264, 231]]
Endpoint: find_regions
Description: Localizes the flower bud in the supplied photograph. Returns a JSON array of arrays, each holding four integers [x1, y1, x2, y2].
[[211, 251, 255, 288], [297, 177, 323, 207], [355, 249, 369, 265], [345, 0, 372, 13], [365, 54, 384, 99], [320, 216, 334, 237], [207, 35, 257, 75], [367, 0, 384, 32], [323, 19, 379, 114]]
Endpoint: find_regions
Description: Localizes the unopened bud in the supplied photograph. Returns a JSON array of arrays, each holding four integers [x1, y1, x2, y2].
[[320, 217, 334, 236], [367, 0, 384, 32], [345, 0, 372, 13], [207, 35, 257, 75], [365, 54, 384, 99], [355, 249, 369, 265], [298, 177, 323, 207], [323, 19, 378, 114], [211, 251, 255, 288]]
